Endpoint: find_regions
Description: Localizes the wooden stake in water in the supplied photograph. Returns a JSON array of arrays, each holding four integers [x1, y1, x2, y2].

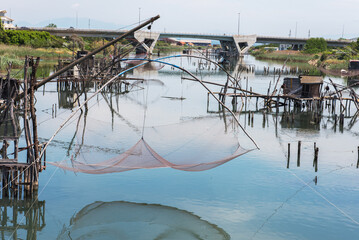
[[297, 141, 301, 167], [287, 143, 290, 168], [314, 147, 319, 172]]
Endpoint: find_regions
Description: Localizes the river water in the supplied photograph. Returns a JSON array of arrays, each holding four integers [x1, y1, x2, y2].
[[2, 53, 359, 239]]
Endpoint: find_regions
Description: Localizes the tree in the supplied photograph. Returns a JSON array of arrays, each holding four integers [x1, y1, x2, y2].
[[46, 23, 57, 28], [0, 22, 10, 44], [304, 38, 327, 53]]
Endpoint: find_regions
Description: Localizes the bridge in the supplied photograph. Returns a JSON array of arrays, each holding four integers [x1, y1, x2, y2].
[[20, 27, 352, 57]]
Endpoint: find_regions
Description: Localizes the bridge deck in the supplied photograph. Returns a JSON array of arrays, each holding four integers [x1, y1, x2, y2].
[[21, 27, 352, 47]]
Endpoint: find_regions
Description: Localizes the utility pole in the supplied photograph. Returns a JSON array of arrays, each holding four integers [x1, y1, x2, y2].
[[289, 29, 291, 37], [308, 29, 310, 38], [139, 8, 141, 25], [342, 24, 345, 38], [237, 13, 240, 35]]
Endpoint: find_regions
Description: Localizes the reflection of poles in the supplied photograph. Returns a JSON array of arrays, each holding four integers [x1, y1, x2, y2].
[[221, 108, 228, 133], [70, 86, 89, 162], [101, 92, 141, 134], [3, 198, 46, 239], [67, 110, 83, 157], [348, 110, 359, 129]]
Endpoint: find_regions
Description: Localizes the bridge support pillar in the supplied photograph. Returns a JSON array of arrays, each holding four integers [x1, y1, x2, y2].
[[133, 31, 160, 56], [220, 35, 257, 58], [292, 43, 304, 51]]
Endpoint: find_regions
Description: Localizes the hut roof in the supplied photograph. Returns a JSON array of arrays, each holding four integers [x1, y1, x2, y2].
[[300, 76, 323, 85]]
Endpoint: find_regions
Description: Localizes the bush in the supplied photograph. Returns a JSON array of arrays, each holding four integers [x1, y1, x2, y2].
[[320, 53, 328, 61], [304, 38, 327, 53], [0, 30, 64, 48]]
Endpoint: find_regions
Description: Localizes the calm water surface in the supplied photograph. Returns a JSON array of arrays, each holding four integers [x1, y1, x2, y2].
[[3, 53, 359, 239]]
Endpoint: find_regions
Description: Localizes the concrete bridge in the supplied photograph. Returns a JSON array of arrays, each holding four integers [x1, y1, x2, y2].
[[20, 27, 352, 57]]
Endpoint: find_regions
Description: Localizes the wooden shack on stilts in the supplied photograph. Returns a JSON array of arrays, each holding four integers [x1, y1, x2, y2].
[[0, 57, 46, 198]]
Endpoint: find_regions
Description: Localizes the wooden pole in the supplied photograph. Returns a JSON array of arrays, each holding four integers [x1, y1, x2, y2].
[[14, 139, 18, 160], [287, 143, 290, 168], [23, 57, 33, 164], [314, 147, 319, 172], [297, 140, 301, 167]]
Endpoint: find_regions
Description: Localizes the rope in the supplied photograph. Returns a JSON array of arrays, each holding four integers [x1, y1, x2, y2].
[[141, 74, 150, 138], [116, 17, 152, 31], [289, 169, 359, 226]]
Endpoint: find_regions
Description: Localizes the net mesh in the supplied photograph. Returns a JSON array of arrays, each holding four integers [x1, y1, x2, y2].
[[50, 116, 252, 174], [57, 201, 230, 239]]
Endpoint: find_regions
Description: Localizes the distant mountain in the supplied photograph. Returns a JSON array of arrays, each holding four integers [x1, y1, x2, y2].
[[16, 18, 124, 30]]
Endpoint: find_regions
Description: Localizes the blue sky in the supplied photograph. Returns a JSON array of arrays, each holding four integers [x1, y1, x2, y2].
[[5, 0, 359, 39]]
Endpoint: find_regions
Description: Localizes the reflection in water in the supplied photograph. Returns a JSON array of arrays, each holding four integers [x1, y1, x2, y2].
[[25, 53, 359, 239], [347, 76, 359, 88], [0, 196, 45, 240], [57, 81, 94, 109], [58, 201, 230, 240]]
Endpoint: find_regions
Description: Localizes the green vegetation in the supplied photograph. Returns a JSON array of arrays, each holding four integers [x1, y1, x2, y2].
[[45, 23, 57, 28], [1, 30, 64, 48], [0, 44, 71, 70], [314, 39, 359, 70], [304, 38, 327, 54], [250, 49, 313, 62], [250, 37, 359, 74], [153, 41, 185, 53]]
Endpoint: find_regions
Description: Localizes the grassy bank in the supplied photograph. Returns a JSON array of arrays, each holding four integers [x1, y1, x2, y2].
[[322, 58, 348, 70], [251, 49, 314, 63], [250, 48, 357, 76], [153, 42, 186, 53], [0, 43, 72, 70]]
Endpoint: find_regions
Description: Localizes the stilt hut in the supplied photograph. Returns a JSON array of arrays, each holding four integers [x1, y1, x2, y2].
[[283, 75, 323, 98]]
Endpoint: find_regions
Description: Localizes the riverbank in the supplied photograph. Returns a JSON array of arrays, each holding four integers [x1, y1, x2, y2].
[[250, 49, 357, 76], [0, 43, 72, 70], [250, 50, 314, 63]]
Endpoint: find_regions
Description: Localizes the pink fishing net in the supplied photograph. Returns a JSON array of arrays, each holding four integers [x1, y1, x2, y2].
[[50, 138, 251, 173], [49, 117, 253, 174]]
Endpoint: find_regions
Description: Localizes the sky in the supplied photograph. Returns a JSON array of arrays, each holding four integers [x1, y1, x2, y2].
[[4, 0, 359, 39]]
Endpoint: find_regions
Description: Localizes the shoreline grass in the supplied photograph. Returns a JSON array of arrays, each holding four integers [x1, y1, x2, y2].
[[251, 50, 314, 63], [0, 44, 72, 70]]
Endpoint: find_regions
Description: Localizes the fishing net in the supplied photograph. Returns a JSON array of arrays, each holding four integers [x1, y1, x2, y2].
[[57, 201, 230, 240], [50, 116, 252, 174], [49, 61, 255, 174]]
